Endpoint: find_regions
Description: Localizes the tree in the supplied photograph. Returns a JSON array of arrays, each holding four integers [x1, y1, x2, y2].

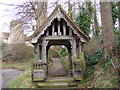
[[100, 2, 116, 59], [111, 2, 119, 27], [68, 1, 72, 19], [75, 2, 93, 35], [116, 1, 120, 30], [36, 2, 47, 30], [93, 1, 100, 36]]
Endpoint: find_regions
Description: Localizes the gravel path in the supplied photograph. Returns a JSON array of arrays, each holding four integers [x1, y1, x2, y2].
[[1, 69, 24, 88], [48, 58, 67, 76]]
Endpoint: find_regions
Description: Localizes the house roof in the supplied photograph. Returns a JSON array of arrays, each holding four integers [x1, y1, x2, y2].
[[27, 5, 90, 43]]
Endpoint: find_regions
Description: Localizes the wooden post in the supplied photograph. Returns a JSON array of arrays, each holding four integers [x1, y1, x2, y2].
[[72, 39, 76, 60], [72, 39, 76, 77], [46, 28, 49, 36], [79, 41, 82, 53], [63, 22, 66, 35], [58, 21, 61, 35], [52, 23, 55, 36], [42, 40, 47, 63], [68, 47, 72, 76], [69, 28, 72, 35], [35, 43, 40, 61]]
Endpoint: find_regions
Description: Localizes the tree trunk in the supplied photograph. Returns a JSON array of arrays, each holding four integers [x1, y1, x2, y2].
[[93, 1, 99, 36], [100, 2, 116, 59], [68, 1, 72, 19], [36, 2, 47, 30]]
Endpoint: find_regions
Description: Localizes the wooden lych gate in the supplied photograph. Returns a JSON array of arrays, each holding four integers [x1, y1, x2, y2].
[[28, 5, 89, 83]]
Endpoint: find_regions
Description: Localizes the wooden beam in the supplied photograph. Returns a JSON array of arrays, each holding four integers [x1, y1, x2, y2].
[[44, 36, 73, 40], [46, 28, 49, 36]]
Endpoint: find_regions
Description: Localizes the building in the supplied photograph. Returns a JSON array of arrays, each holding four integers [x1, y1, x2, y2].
[[28, 5, 89, 84]]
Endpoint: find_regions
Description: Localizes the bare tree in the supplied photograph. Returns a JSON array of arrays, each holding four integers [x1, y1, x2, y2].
[[36, 2, 47, 30]]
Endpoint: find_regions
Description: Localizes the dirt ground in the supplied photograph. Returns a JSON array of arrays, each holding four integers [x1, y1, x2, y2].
[[48, 58, 67, 76]]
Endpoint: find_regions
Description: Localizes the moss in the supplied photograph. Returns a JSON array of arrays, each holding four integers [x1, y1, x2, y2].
[[37, 81, 78, 88], [74, 77, 82, 81], [33, 78, 44, 81]]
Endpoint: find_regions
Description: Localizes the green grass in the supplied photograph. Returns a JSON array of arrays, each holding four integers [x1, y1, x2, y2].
[[2, 58, 34, 70]]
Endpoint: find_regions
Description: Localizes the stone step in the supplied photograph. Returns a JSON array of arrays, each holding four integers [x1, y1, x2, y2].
[[37, 81, 78, 88], [33, 76, 79, 88], [46, 76, 73, 82]]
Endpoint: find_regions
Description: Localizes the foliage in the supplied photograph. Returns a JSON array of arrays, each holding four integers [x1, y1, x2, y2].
[[3, 58, 35, 88], [60, 48, 68, 57], [80, 61, 118, 88], [111, 2, 119, 26], [94, 64, 118, 88], [75, 4, 93, 35], [76, 10, 92, 35], [48, 47, 59, 62], [85, 48, 103, 76], [116, 31, 120, 55], [59, 47, 69, 70], [84, 36, 103, 55], [8, 69, 32, 88], [2, 43, 34, 62], [84, 36, 104, 77], [103, 60, 112, 70]]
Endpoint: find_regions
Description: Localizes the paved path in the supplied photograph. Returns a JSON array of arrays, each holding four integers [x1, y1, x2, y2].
[[1, 69, 23, 88], [48, 58, 67, 76]]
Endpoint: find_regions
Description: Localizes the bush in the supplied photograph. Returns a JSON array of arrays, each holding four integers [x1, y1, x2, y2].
[[84, 36, 104, 77], [2, 43, 34, 62], [84, 36, 103, 55], [48, 47, 59, 63], [60, 48, 68, 58], [116, 31, 120, 56]]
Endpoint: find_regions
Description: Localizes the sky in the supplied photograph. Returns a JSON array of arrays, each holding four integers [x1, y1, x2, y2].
[[0, 0, 25, 33]]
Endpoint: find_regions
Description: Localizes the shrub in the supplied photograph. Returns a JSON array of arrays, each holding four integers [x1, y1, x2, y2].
[[60, 48, 68, 58], [2, 43, 34, 62], [84, 36, 103, 55], [84, 36, 104, 77], [48, 47, 59, 63], [116, 31, 120, 57]]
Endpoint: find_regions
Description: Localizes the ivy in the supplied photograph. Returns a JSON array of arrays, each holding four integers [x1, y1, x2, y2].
[[75, 8, 93, 35], [111, 2, 119, 26]]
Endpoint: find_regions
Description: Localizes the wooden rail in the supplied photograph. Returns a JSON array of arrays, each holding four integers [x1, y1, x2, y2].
[[31, 61, 46, 82]]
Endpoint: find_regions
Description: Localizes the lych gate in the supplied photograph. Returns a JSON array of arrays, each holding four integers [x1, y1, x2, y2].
[[28, 5, 89, 82]]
